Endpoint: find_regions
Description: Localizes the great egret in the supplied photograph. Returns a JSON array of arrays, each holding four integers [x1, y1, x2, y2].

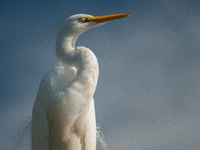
[[31, 13, 132, 150]]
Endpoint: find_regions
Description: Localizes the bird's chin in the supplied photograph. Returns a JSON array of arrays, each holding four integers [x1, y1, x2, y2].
[[95, 22, 107, 27], [89, 22, 107, 29]]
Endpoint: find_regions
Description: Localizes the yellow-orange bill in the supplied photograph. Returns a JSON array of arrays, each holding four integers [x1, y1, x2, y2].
[[92, 13, 133, 23]]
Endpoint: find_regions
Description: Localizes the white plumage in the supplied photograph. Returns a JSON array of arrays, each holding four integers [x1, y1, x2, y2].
[[31, 13, 132, 150]]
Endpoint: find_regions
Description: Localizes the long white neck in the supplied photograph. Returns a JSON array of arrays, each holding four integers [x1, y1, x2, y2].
[[56, 28, 79, 66], [55, 28, 99, 100]]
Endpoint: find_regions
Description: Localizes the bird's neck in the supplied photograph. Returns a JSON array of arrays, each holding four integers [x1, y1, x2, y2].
[[56, 31, 78, 58], [55, 31, 99, 100]]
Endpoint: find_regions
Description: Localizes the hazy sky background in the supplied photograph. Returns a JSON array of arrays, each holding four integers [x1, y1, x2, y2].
[[1, 0, 200, 149]]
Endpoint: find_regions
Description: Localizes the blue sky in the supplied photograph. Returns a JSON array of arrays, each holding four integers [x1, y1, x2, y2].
[[1, 0, 200, 149]]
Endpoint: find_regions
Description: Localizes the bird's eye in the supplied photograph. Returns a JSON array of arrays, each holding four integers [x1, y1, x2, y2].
[[79, 17, 93, 23], [79, 18, 85, 23]]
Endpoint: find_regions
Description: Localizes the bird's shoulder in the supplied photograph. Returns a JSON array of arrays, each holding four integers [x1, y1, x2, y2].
[[40, 66, 77, 89], [76, 46, 91, 52]]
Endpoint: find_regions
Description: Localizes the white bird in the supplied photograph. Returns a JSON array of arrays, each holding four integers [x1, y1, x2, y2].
[[31, 13, 132, 150]]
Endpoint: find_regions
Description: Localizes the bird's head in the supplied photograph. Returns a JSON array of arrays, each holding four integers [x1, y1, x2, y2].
[[56, 13, 132, 65], [58, 13, 132, 36]]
